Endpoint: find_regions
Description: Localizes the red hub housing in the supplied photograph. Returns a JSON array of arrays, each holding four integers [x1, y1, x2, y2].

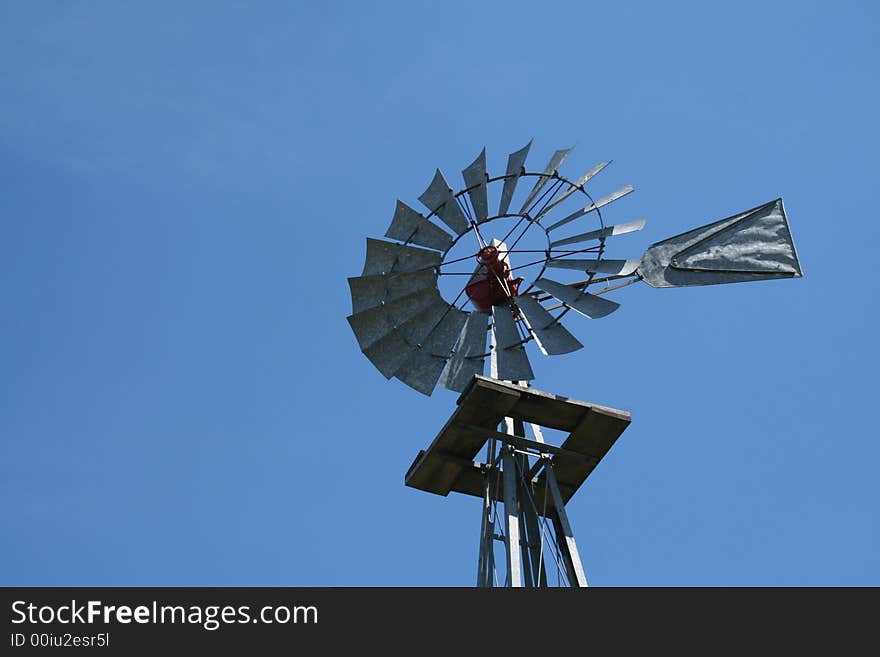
[[464, 245, 523, 312]]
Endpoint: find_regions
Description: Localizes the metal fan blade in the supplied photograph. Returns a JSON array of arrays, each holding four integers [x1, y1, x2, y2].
[[395, 308, 470, 395], [518, 148, 572, 215], [546, 258, 641, 276], [360, 331, 415, 379], [360, 298, 451, 379], [348, 270, 437, 314], [385, 200, 453, 252], [362, 238, 441, 276], [547, 185, 635, 232], [639, 198, 803, 287], [439, 311, 489, 393], [513, 294, 583, 355], [491, 305, 534, 382], [550, 219, 646, 248], [346, 287, 440, 351], [498, 140, 532, 216], [418, 169, 470, 236], [462, 148, 489, 223], [535, 162, 610, 220], [534, 277, 621, 319]]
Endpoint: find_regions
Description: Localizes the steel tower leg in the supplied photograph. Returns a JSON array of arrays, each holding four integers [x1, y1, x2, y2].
[[513, 420, 546, 587], [476, 438, 497, 588], [546, 460, 589, 587], [502, 440, 522, 587], [475, 424, 590, 587], [477, 348, 586, 587]]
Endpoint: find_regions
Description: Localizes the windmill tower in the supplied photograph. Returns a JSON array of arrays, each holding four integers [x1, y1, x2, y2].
[[347, 142, 802, 586]]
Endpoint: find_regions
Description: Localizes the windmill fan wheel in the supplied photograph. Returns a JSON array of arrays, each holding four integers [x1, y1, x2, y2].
[[347, 141, 646, 395]]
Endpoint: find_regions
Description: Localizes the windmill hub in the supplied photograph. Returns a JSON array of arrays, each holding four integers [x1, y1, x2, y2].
[[465, 244, 523, 312]]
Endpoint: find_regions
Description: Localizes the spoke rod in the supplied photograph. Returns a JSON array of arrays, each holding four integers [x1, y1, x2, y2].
[[498, 216, 526, 247], [526, 178, 564, 218]]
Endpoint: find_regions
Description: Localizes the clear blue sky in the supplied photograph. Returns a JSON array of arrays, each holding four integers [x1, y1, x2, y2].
[[1, 1, 877, 586]]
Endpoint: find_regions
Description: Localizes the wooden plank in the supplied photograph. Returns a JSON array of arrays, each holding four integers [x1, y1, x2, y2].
[[470, 375, 630, 431], [403, 378, 521, 496], [563, 406, 631, 459], [544, 407, 631, 503]]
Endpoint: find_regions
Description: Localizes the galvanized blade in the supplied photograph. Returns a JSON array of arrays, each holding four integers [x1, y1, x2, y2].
[[535, 162, 610, 220], [361, 331, 414, 379], [439, 311, 489, 392], [362, 238, 441, 276], [346, 288, 440, 351], [462, 148, 489, 222], [361, 298, 451, 379], [385, 200, 454, 252], [395, 308, 470, 395], [498, 140, 532, 216], [418, 169, 469, 235], [547, 185, 635, 232], [546, 258, 641, 276], [518, 148, 572, 215], [550, 219, 646, 248], [491, 305, 534, 382], [348, 270, 437, 314], [514, 294, 583, 355], [534, 277, 621, 319]]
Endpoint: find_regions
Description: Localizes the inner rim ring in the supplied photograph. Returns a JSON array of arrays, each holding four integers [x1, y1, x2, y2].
[[429, 171, 607, 304]]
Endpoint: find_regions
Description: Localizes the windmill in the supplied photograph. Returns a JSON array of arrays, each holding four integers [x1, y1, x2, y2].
[[347, 141, 802, 587]]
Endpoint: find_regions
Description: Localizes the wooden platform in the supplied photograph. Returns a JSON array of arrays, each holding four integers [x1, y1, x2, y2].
[[405, 376, 631, 513]]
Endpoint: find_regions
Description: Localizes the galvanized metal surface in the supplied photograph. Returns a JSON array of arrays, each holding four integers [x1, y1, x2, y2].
[[347, 270, 438, 314], [550, 218, 646, 248], [534, 277, 620, 319], [362, 238, 441, 276], [518, 148, 571, 214], [384, 200, 454, 252], [438, 311, 489, 393], [547, 185, 635, 232], [346, 287, 440, 350], [358, 299, 448, 377], [418, 169, 470, 236], [359, 297, 455, 381], [639, 198, 803, 287], [476, 435, 497, 588], [361, 330, 416, 379], [488, 315, 499, 380], [546, 463, 588, 587], [461, 148, 489, 222], [512, 419, 546, 588], [501, 444, 522, 588], [513, 294, 583, 355], [535, 161, 609, 220], [490, 305, 535, 382], [395, 307, 469, 395], [547, 257, 641, 276], [498, 141, 532, 216]]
